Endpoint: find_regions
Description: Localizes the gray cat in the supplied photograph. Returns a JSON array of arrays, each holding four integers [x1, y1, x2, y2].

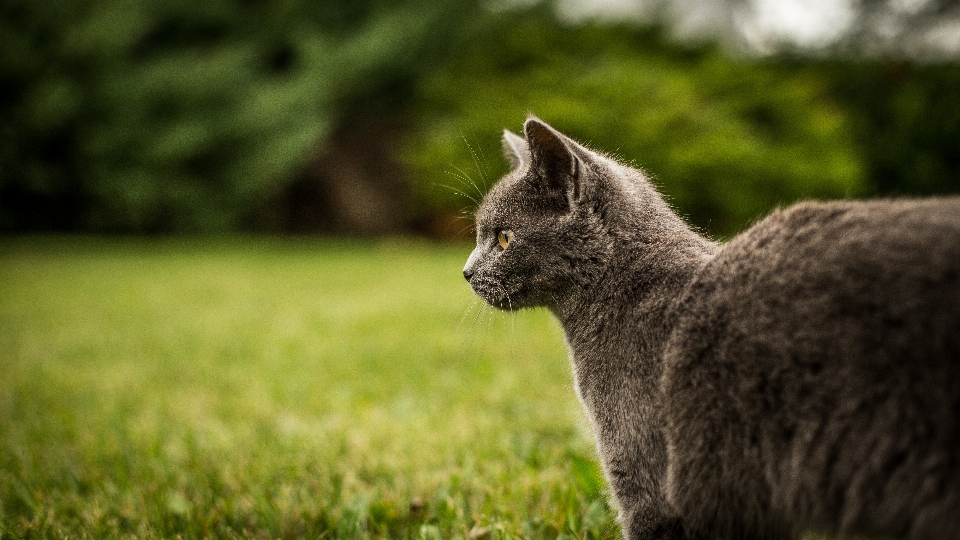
[[462, 117, 960, 540]]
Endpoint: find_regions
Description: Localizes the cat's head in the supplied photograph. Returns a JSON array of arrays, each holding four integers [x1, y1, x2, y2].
[[463, 118, 631, 312]]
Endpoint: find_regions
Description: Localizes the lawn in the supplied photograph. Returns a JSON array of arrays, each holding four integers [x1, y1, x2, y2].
[[0, 238, 616, 539]]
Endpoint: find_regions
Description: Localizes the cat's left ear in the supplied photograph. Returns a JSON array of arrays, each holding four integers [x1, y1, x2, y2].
[[524, 118, 581, 206], [502, 129, 529, 170]]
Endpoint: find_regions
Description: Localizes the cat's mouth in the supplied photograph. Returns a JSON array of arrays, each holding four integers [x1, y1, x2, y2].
[[469, 278, 522, 311]]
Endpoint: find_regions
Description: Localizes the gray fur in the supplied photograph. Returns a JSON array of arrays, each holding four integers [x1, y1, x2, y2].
[[463, 117, 960, 540]]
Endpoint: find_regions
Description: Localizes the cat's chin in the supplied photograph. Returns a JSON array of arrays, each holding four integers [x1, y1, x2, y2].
[[485, 291, 541, 311], [479, 294, 519, 311], [488, 299, 519, 311], [472, 287, 526, 311]]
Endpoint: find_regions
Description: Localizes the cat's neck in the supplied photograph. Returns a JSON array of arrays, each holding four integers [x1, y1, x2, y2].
[[548, 186, 718, 516], [551, 185, 718, 360], [554, 245, 713, 358]]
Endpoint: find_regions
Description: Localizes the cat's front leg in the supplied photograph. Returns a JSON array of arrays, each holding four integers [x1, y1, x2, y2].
[[601, 457, 689, 540], [619, 500, 687, 540], [584, 382, 688, 539]]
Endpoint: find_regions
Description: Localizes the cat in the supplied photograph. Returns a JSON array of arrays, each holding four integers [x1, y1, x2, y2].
[[462, 117, 960, 540]]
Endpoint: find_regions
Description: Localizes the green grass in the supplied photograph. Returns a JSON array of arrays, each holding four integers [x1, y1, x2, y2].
[[0, 237, 616, 539]]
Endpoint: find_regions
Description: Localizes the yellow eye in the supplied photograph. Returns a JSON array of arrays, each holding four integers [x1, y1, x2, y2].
[[497, 229, 513, 249]]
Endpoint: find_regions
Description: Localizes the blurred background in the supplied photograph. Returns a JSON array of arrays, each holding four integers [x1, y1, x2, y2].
[[2, 0, 959, 240], [1, 2, 959, 535]]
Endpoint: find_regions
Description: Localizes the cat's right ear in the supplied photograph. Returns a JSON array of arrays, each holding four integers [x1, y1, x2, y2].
[[502, 129, 529, 170], [524, 118, 581, 207]]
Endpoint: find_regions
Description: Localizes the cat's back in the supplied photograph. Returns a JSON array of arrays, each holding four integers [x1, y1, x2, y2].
[[663, 197, 960, 540], [674, 196, 960, 355]]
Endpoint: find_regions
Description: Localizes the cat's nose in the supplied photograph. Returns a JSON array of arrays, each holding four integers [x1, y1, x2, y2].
[[463, 249, 480, 282]]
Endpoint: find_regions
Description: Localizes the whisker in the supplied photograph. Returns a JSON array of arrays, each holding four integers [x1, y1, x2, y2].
[[455, 207, 478, 236], [483, 304, 497, 349], [502, 288, 513, 333], [433, 182, 480, 207], [444, 168, 478, 191], [494, 285, 517, 362], [450, 165, 486, 204], [460, 133, 491, 198], [464, 132, 494, 188], [456, 297, 481, 333], [455, 208, 476, 220], [455, 298, 484, 359], [444, 169, 485, 212], [486, 299, 495, 336], [444, 168, 473, 186], [467, 296, 487, 348], [476, 143, 492, 182], [508, 311, 515, 361]]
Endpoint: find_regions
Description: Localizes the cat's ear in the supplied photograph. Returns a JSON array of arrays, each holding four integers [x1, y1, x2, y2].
[[524, 117, 581, 205], [502, 129, 529, 170]]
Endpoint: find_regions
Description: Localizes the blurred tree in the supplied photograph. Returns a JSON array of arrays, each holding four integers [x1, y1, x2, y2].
[[403, 13, 866, 238], [1, 0, 956, 236], [597, 0, 960, 59], [839, 0, 960, 59], [0, 0, 485, 232], [824, 60, 960, 197]]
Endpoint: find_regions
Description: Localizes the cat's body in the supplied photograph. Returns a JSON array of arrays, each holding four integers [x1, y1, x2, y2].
[[667, 198, 960, 540], [463, 118, 960, 540]]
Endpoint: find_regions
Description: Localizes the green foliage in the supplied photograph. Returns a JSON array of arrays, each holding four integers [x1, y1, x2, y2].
[[2, 2, 957, 236], [0, 0, 484, 232], [824, 61, 960, 198], [0, 238, 617, 539], [403, 15, 866, 238]]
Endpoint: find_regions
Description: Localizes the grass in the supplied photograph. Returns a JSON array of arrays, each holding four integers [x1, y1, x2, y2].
[[0, 237, 617, 539]]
